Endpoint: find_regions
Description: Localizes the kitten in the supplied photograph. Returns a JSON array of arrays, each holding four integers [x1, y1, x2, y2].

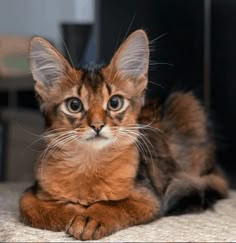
[[19, 29, 228, 240]]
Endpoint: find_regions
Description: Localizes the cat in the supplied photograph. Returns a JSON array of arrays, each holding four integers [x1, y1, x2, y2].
[[19, 29, 228, 240]]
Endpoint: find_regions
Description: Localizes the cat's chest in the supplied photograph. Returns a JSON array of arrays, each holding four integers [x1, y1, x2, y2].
[[37, 149, 138, 205]]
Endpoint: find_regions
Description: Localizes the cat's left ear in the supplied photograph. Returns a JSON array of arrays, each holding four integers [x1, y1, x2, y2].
[[109, 29, 149, 80], [29, 37, 71, 87]]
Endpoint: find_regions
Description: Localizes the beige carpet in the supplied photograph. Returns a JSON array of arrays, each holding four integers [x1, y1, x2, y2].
[[0, 182, 236, 242]]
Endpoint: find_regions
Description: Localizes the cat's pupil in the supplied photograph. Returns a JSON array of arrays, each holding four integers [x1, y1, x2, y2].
[[110, 97, 119, 108], [70, 100, 80, 110]]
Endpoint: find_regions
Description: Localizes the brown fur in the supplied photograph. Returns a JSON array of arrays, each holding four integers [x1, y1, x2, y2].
[[19, 30, 228, 240], [139, 93, 228, 214]]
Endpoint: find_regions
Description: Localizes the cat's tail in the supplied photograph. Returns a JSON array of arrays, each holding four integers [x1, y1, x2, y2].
[[161, 170, 228, 216]]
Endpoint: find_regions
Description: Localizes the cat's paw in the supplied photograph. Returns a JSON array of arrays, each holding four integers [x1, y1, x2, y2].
[[68, 213, 118, 240]]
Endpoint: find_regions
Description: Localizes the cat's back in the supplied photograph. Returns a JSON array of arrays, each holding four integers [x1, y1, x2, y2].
[[140, 91, 208, 138], [160, 92, 208, 140], [139, 92, 214, 174]]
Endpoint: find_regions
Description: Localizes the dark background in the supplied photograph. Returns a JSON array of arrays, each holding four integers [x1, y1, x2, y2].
[[211, 0, 236, 186], [96, 0, 204, 100]]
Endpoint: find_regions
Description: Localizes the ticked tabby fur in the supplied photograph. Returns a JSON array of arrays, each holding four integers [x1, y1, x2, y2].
[[19, 30, 228, 240]]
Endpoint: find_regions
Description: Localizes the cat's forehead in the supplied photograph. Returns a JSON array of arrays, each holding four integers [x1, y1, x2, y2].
[[78, 63, 106, 91], [72, 63, 111, 107]]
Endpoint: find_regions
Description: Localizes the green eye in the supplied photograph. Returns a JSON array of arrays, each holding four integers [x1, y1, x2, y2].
[[107, 95, 124, 111], [66, 98, 83, 113]]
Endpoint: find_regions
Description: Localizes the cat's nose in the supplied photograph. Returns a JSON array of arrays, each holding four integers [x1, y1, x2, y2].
[[90, 122, 105, 134]]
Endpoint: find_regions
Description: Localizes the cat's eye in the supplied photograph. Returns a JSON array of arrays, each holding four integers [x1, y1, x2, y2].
[[107, 95, 124, 111], [65, 98, 83, 113]]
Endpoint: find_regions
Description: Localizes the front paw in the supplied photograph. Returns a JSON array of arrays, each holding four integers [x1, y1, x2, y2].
[[68, 212, 118, 240]]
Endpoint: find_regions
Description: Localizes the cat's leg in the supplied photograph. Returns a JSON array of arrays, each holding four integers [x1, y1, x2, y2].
[[68, 186, 160, 240], [143, 156, 177, 196], [140, 134, 178, 196], [19, 185, 85, 231], [162, 171, 228, 216]]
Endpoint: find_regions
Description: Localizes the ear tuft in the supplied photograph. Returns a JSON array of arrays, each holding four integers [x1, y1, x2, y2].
[[30, 37, 69, 86], [111, 30, 149, 79]]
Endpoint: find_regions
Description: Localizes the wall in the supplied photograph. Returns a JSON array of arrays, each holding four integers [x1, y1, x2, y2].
[[0, 0, 94, 48]]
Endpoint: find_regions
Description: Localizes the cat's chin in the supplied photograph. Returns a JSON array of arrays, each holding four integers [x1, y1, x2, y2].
[[84, 136, 113, 150], [86, 135, 108, 141]]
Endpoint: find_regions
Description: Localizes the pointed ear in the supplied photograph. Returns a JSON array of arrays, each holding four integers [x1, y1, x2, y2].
[[29, 37, 71, 86], [110, 30, 149, 79]]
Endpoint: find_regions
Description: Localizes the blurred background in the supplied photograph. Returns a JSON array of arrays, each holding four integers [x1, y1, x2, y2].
[[0, 0, 235, 188]]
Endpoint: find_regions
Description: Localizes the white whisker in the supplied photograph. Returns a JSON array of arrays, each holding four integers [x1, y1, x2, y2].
[[61, 38, 79, 81], [149, 33, 168, 44]]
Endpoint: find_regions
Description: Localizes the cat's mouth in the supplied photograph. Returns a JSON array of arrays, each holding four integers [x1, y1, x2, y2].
[[86, 134, 109, 141]]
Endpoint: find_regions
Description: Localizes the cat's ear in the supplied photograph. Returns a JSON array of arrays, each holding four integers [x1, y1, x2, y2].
[[110, 29, 149, 79], [29, 37, 71, 86]]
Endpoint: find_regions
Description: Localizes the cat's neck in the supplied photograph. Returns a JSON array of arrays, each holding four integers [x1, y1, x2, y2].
[[38, 140, 137, 174]]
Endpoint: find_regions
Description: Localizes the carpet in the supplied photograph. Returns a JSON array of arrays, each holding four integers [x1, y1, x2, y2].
[[0, 182, 236, 242]]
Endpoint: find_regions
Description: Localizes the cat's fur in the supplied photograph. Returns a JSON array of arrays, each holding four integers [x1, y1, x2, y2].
[[19, 30, 228, 240]]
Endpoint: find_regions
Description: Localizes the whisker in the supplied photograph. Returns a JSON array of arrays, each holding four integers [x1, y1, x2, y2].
[[40, 134, 79, 173], [61, 38, 79, 81], [117, 130, 154, 170], [122, 14, 137, 44], [149, 62, 174, 67], [39, 131, 78, 163], [117, 127, 156, 171], [149, 32, 168, 44], [123, 123, 162, 134], [147, 80, 165, 89]]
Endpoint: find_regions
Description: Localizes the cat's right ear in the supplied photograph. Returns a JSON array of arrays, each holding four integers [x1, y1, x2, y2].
[[109, 30, 149, 80], [29, 37, 71, 86]]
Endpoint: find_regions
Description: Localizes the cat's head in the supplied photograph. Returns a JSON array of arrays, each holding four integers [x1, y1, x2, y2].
[[30, 30, 149, 150]]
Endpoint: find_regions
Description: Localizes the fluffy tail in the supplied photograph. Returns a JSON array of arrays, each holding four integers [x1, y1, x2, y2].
[[161, 170, 228, 216]]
